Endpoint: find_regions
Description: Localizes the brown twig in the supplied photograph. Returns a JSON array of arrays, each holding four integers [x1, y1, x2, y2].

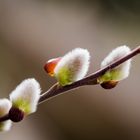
[[0, 46, 140, 122], [39, 46, 140, 103], [0, 114, 9, 122]]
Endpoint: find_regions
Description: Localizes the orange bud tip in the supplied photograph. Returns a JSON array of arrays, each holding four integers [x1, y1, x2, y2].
[[44, 57, 61, 76], [100, 81, 118, 89]]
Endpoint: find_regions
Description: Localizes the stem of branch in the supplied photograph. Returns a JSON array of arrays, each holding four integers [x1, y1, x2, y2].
[[0, 46, 140, 122], [39, 46, 140, 103], [0, 114, 9, 122]]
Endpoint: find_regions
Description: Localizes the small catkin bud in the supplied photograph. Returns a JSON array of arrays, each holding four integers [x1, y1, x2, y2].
[[44, 57, 61, 76], [10, 78, 41, 115], [99, 45, 131, 89], [54, 48, 90, 86], [100, 81, 118, 89], [0, 99, 12, 132], [9, 107, 24, 122]]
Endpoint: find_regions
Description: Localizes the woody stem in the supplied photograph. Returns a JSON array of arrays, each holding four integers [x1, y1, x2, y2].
[[0, 46, 140, 122]]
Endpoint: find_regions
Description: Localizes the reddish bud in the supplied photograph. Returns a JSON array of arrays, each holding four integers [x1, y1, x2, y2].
[[44, 57, 61, 76], [9, 107, 24, 122], [100, 81, 118, 89]]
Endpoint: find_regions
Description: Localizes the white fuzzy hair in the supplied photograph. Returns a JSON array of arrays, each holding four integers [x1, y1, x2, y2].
[[10, 78, 41, 114], [0, 99, 11, 116], [101, 45, 131, 80], [0, 99, 12, 131], [0, 120, 12, 132], [54, 48, 90, 82]]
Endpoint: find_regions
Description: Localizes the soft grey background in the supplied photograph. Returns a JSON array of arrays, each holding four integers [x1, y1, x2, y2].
[[0, 0, 140, 140]]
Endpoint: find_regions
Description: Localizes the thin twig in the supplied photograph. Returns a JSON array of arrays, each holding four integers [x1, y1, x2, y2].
[[0, 46, 140, 122], [0, 114, 9, 122], [39, 46, 140, 103]]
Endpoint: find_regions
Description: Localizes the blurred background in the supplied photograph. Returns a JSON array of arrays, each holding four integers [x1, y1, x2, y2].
[[0, 0, 140, 140]]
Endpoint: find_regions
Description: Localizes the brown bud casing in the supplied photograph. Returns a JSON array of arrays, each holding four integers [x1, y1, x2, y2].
[[9, 107, 24, 122], [100, 81, 118, 89], [44, 57, 61, 76]]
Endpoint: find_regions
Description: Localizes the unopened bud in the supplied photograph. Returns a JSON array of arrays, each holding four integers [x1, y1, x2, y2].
[[44, 57, 61, 76], [9, 107, 24, 122], [100, 81, 118, 89]]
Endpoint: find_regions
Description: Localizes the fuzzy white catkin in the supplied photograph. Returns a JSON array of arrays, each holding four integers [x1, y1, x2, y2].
[[0, 99, 12, 131], [101, 45, 131, 80], [54, 48, 90, 85], [10, 78, 41, 114]]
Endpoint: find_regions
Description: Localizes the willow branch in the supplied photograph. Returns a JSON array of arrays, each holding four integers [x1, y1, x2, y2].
[[0, 46, 140, 122], [0, 114, 9, 122], [39, 46, 140, 103]]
